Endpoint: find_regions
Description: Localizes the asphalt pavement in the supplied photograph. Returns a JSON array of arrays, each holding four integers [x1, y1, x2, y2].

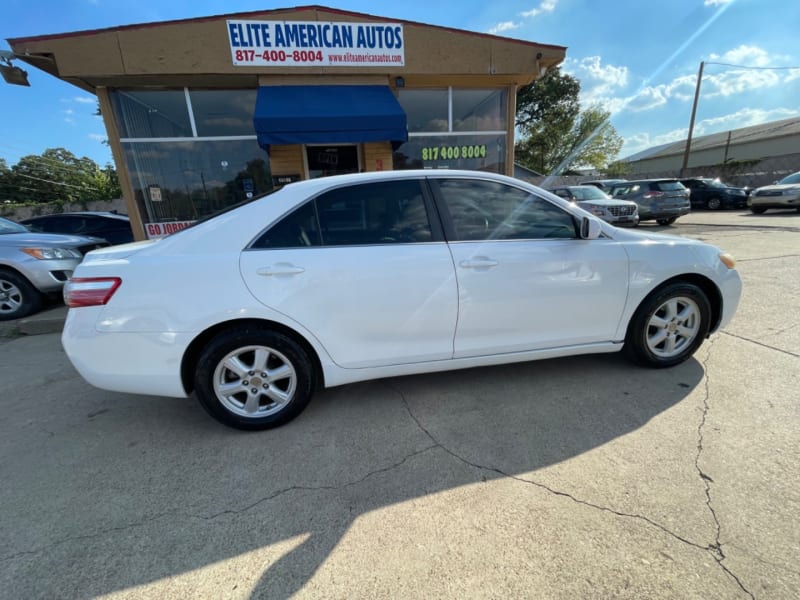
[[1, 209, 798, 599]]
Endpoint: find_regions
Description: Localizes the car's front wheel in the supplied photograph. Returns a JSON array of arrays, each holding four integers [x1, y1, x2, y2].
[[194, 326, 314, 430], [706, 196, 722, 210], [750, 206, 767, 214], [624, 282, 711, 368], [0, 269, 43, 321], [656, 217, 678, 225]]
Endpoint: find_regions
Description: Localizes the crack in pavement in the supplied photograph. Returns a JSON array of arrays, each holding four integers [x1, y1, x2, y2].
[[0, 445, 440, 563], [0, 510, 181, 564], [386, 355, 756, 599], [721, 331, 800, 358], [737, 254, 800, 262], [197, 444, 439, 521], [697, 338, 754, 598]]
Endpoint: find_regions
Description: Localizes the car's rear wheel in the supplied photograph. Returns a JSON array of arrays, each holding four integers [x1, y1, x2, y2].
[[194, 326, 314, 430], [706, 196, 722, 210], [0, 269, 43, 321], [656, 217, 678, 225], [750, 206, 767, 214], [624, 282, 711, 368]]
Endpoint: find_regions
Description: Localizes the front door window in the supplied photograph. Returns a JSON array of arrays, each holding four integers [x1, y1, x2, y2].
[[305, 145, 360, 179]]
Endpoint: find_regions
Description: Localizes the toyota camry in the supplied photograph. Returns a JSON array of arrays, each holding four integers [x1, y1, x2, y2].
[[62, 170, 742, 430]]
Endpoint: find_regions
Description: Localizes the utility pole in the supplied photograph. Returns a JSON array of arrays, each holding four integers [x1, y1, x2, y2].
[[680, 61, 704, 177]]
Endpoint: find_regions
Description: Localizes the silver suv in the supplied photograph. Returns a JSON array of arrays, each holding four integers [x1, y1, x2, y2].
[[0, 217, 107, 320], [609, 179, 691, 225]]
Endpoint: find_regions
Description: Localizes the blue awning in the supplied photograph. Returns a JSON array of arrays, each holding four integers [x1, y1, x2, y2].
[[253, 85, 408, 149]]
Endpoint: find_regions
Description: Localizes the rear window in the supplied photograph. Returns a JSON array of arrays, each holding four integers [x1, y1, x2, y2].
[[653, 181, 686, 191]]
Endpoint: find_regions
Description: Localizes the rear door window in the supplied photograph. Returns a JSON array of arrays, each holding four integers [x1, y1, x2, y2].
[[654, 181, 686, 191], [251, 179, 434, 248]]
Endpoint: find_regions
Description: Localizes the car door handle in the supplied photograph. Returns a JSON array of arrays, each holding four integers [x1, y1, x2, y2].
[[257, 263, 306, 276], [459, 257, 499, 269]]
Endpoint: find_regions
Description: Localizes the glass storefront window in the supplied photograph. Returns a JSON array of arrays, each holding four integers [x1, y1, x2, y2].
[[452, 89, 507, 132], [120, 139, 270, 224], [189, 90, 258, 137], [111, 90, 193, 138], [393, 134, 506, 173], [397, 89, 449, 132]]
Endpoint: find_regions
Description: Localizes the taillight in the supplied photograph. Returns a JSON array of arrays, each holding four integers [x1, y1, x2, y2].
[[64, 277, 122, 307], [643, 191, 664, 199]]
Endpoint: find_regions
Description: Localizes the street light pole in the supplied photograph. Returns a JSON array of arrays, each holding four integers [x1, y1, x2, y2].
[[680, 60, 704, 177]]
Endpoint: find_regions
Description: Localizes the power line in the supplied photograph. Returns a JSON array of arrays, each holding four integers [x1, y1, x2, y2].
[[705, 61, 800, 70]]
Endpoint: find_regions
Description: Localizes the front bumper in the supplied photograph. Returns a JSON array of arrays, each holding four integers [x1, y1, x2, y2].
[[16, 257, 81, 293], [749, 192, 800, 208]]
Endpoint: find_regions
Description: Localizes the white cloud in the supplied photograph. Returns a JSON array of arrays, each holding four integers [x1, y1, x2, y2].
[[488, 21, 520, 34], [73, 96, 96, 104], [88, 133, 106, 142], [488, 0, 557, 34], [614, 45, 797, 116], [704, 0, 734, 6], [563, 56, 629, 112], [521, 0, 558, 18], [708, 44, 790, 68]]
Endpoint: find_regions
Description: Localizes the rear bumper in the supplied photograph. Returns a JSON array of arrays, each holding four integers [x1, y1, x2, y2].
[[638, 206, 691, 220], [62, 306, 192, 398]]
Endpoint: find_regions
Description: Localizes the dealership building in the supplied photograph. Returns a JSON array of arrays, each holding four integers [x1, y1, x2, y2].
[[7, 5, 565, 239]]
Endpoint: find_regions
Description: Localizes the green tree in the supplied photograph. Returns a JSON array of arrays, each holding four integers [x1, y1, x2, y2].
[[515, 67, 623, 174], [0, 148, 121, 204]]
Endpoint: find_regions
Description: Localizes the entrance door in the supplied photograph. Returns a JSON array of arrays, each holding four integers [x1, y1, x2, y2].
[[305, 145, 360, 179]]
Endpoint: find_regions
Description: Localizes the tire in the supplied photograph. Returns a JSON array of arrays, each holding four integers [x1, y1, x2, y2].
[[194, 326, 314, 430], [706, 196, 722, 210], [656, 217, 678, 225], [750, 207, 767, 214], [0, 269, 43, 321], [624, 282, 711, 368]]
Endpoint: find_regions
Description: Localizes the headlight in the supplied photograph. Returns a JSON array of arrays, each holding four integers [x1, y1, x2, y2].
[[719, 252, 736, 269], [20, 247, 82, 260], [731, 189, 746, 196], [582, 203, 606, 216]]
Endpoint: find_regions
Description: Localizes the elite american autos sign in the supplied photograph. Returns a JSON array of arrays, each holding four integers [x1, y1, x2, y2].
[[227, 20, 405, 67]]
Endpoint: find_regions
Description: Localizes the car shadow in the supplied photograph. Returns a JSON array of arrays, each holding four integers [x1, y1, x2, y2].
[[3, 351, 705, 597]]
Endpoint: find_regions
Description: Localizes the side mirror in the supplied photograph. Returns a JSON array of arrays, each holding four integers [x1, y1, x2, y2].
[[580, 216, 602, 240]]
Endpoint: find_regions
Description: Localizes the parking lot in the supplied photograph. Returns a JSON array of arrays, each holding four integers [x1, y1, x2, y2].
[[1, 208, 798, 599]]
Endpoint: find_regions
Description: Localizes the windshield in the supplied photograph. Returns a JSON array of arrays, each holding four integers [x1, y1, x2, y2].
[[0, 217, 29, 234], [778, 172, 800, 185], [573, 187, 611, 201]]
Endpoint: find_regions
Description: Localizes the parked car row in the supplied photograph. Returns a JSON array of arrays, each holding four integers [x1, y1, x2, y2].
[[555, 171, 800, 225]]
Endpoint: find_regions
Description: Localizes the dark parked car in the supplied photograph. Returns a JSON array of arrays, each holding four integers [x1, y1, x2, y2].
[[21, 211, 134, 245], [609, 179, 691, 225], [679, 178, 748, 210]]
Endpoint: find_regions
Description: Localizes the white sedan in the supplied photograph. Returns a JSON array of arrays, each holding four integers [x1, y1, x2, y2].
[[62, 170, 742, 430]]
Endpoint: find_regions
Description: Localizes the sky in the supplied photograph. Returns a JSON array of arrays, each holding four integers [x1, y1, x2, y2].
[[1, 0, 799, 169]]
